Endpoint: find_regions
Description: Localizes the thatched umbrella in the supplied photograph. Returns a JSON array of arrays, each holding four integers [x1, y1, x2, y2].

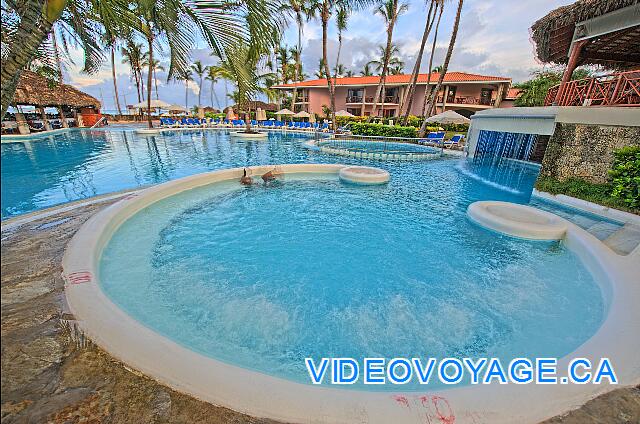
[[13, 70, 100, 109], [530, 0, 638, 68]]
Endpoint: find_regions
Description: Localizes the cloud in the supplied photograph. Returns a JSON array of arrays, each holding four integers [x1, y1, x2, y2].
[[60, 0, 578, 111]]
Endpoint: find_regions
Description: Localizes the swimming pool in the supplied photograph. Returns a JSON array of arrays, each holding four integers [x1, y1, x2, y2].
[[98, 167, 605, 391]]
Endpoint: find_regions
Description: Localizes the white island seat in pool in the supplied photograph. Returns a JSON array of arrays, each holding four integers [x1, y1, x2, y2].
[[467, 201, 569, 240], [339, 166, 390, 184]]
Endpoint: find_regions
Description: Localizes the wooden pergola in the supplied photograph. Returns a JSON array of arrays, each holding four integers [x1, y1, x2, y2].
[[531, 0, 640, 106]]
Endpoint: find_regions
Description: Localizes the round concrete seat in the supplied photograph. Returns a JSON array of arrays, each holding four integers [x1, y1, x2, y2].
[[135, 128, 162, 135], [467, 201, 568, 240], [229, 131, 268, 139], [339, 166, 390, 185]]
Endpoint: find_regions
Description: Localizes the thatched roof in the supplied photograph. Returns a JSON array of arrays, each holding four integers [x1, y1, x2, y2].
[[13, 70, 101, 109], [231, 101, 278, 112], [530, 0, 639, 68]]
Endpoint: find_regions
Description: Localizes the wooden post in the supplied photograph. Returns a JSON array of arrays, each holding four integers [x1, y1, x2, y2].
[[494, 83, 506, 108], [554, 39, 587, 105]]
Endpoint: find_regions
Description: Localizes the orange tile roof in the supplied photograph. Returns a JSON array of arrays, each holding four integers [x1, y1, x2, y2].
[[505, 87, 523, 99], [274, 71, 511, 88]]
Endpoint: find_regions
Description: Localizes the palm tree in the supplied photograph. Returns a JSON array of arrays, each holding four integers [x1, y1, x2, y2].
[[176, 69, 193, 111], [360, 62, 374, 76], [151, 60, 165, 100], [279, 0, 308, 111], [432, 65, 443, 73], [314, 0, 374, 130], [191, 60, 207, 107], [142, 57, 166, 100], [334, 64, 347, 78], [418, 0, 464, 137], [399, 0, 441, 124], [334, 6, 349, 83], [367, 44, 403, 74], [419, 6, 445, 118], [277, 46, 292, 84], [121, 41, 146, 103], [315, 58, 327, 79], [206, 66, 223, 109], [1, 1, 282, 120], [389, 63, 404, 75], [345, 70, 355, 77], [369, 0, 408, 119]]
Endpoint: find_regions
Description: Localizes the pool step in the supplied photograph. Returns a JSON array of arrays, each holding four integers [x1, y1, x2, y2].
[[602, 222, 640, 255]]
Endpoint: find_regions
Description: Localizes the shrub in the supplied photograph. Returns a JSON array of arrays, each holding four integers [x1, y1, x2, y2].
[[335, 115, 368, 127], [609, 146, 640, 210], [350, 122, 417, 138]]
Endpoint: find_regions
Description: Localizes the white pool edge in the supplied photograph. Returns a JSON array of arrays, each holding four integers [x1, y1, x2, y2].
[[62, 164, 640, 424]]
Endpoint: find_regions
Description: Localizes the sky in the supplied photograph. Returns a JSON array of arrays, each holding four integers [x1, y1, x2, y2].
[[62, 0, 575, 113]]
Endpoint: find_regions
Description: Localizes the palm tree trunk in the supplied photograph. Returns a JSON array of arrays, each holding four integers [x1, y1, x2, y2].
[[420, 4, 443, 117], [321, 4, 336, 130], [185, 82, 189, 110], [419, 0, 464, 137], [291, 20, 302, 112], [369, 0, 397, 120], [111, 45, 123, 115], [0, 0, 68, 119], [400, 0, 436, 124], [154, 69, 159, 100], [146, 35, 154, 129], [198, 77, 203, 106]]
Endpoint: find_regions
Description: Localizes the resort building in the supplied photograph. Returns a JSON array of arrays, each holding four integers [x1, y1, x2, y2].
[[273, 71, 513, 117]]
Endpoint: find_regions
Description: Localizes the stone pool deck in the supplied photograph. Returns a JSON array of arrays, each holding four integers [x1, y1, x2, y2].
[[2, 200, 639, 423]]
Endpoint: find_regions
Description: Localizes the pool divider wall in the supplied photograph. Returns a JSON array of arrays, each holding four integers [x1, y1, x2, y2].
[[63, 165, 640, 424]]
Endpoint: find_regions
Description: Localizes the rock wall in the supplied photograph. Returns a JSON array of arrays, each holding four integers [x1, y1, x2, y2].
[[539, 122, 640, 184]]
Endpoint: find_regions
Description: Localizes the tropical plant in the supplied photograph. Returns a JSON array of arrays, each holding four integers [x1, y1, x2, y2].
[[514, 68, 591, 107], [432, 65, 443, 73], [1, 0, 283, 121], [369, 0, 408, 119], [350, 122, 417, 138], [609, 146, 640, 210], [344, 69, 354, 77], [366, 44, 403, 74], [419, 0, 464, 137], [399, 0, 442, 124], [191, 60, 206, 107]]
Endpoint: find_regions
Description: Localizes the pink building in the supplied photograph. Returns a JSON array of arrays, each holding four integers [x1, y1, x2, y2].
[[273, 71, 513, 117]]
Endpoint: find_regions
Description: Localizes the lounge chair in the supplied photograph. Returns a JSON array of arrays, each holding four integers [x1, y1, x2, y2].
[[419, 131, 445, 145], [444, 134, 465, 147]]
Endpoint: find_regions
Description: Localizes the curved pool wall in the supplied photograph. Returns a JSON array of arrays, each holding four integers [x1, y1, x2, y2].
[[63, 164, 640, 424], [304, 138, 443, 161]]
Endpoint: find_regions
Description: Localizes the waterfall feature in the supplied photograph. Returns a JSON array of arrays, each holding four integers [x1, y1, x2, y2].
[[461, 130, 541, 198]]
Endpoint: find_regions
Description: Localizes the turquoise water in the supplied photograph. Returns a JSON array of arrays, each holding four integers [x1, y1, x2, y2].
[[99, 165, 605, 390], [4, 128, 607, 389]]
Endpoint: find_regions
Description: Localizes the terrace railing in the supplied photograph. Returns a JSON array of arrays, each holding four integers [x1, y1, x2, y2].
[[545, 70, 640, 107], [437, 96, 495, 106]]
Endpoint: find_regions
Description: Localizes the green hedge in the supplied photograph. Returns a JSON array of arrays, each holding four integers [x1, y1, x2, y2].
[[609, 146, 640, 210], [350, 122, 417, 138]]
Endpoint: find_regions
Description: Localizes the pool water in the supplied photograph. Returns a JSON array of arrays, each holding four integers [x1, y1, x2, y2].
[[1, 129, 317, 218], [99, 168, 605, 390]]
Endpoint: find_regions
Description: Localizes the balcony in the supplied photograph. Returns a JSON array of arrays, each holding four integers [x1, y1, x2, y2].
[[294, 96, 309, 103], [545, 70, 640, 107], [437, 96, 494, 106]]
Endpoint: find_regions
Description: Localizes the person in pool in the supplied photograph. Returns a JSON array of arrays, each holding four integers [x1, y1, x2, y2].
[[240, 168, 253, 185]]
